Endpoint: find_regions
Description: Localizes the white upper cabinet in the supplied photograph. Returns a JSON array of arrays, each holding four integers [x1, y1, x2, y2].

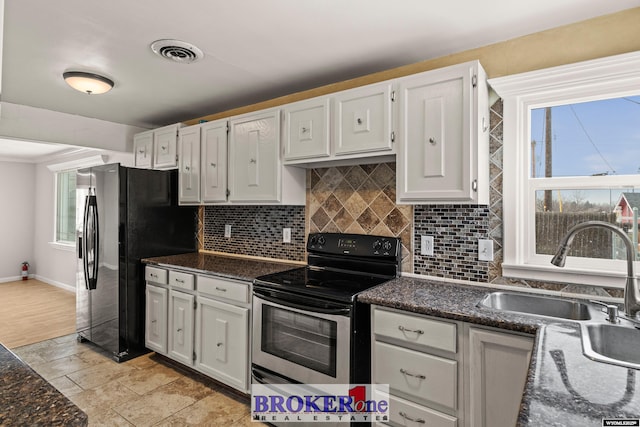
[[200, 121, 229, 203], [133, 123, 183, 170], [397, 61, 489, 204], [282, 97, 331, 161], [282, 81, 395, 167], [133, 131, 153, 169], [229, 109, 305, 205], [178, 126, 201, 204], [333, 81, 394, 156]]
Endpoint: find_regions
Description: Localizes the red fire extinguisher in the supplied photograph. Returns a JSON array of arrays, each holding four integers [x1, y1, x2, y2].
[[21, 262, 29, 281]]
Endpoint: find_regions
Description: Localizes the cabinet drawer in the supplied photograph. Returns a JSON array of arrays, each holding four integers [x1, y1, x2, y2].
[[374, 308, 456, 353], [385, 393, 457, 427], [145, 266, 168, 284], [169, 271, 194, 290], [197, 276, 249, 303], [374, 341, 457, 411]]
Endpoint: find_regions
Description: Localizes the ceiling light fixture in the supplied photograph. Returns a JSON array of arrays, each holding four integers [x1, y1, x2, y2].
[[63, 71, 114, 95]]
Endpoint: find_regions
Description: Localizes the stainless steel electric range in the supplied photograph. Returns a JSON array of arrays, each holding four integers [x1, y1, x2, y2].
[[252, 232, 401, 387]]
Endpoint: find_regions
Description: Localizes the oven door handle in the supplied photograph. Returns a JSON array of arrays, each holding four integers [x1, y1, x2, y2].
[[253, 291, 351, 316]]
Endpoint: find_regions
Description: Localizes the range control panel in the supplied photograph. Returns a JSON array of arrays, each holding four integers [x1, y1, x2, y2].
[[307, 233, 400, 258]]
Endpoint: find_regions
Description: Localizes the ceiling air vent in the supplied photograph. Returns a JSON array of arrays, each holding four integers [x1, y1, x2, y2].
[[150, 39, 204, 64]]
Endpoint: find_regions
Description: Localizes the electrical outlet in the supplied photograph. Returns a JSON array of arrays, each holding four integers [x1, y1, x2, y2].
[[478, 239, 494, 261], [420, 235, 434, 256], [224, 224, 231, 238], [283, 228, 291, 243]]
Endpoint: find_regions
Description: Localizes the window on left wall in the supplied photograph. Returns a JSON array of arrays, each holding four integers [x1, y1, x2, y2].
[[55, 170, 77, 244]]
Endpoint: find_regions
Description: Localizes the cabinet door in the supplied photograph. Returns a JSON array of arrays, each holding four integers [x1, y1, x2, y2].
[[195, 296, 249, 392], [283, 97, 331, 161], [154, 124, 180, 169], [200, 121, 228, 203], [228, 110, 281, 202], [168, 290, 195, 366], [333, 82, 393, 155], [398, 64, 475, 202], [178, 126, 201, 204], [133, 131, 154, 169], [145, 284, 168, 355], [467, 327, 533, 427]]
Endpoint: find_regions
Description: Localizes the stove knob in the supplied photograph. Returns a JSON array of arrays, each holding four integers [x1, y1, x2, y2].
[[309, 235, 317, 245], [373, 240, 382, 250], [317, 235, 326, 246], [383, 240, 393, 251]]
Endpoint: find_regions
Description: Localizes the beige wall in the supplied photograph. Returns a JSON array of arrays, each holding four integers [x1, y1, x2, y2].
[[186, 7, 640, 125]]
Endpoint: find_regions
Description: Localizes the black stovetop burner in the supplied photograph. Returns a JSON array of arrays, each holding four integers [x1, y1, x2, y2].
[[254, 233, 401, 303]]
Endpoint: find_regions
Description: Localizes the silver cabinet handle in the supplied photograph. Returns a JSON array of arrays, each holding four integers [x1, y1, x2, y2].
[[400, 368, 426, 379], [151, 320, 157, 323], [215, 287, 227, 292], [429, 137, 436, 144], [399, 411, 425, 424], [161, 145, 167, 151], [184, 166, 190, 171], [177, 328, 182, 332], [138, 149, 145, 154], [398, 325, 424, 334], [175, 278, 185, 283], [217, 342, 223, 347], [210, 163, 216, 167], [249, 158, 256, 164]]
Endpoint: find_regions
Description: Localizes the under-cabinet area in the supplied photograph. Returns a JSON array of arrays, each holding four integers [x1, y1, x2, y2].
[[371, 305, 533, 427], [144, 265, 250, 393]]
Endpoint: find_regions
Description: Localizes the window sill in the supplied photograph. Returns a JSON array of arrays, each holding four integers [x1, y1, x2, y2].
[[48, 242, 75, 252], [501, 262, 627, 289]]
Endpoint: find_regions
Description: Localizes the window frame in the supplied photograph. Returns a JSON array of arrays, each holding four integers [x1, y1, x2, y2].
[[489, 51, 640, 289], [53, 169, 78, 248]]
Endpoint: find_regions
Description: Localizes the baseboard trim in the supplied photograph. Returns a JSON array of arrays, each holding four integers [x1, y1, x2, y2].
[[0, 274, 35, 283], [33, 275, 76, 293]]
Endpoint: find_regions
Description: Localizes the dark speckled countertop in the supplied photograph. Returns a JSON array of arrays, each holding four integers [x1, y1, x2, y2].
[[0, 343, 87, 426], [359, 276, 640, 426], [142, 252, 302, 281]]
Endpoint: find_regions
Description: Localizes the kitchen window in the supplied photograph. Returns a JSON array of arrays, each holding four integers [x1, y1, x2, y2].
[[490, 51, 640, 288], [54, 169, 77, 245]]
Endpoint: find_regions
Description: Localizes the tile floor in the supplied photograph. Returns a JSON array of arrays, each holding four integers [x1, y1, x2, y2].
[[13, 334, 257, 426]]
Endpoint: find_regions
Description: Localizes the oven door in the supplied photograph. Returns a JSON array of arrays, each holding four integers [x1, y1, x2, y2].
[[253, 288, 351, 385]]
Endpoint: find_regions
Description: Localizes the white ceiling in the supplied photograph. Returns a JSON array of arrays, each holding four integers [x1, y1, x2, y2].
[[0, 138, 77, 162], [2, 0, 639, 133]]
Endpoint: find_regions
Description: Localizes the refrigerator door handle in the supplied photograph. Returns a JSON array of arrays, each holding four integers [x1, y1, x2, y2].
[[84, 193, 99, 290]]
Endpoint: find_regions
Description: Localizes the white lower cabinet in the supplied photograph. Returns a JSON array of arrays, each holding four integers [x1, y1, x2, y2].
[[145, 284, 168, 355], [195, 296, 249, 391], [144, 266, 251, 394], [168, 289, 195, 366], [465, 326, 533, 427], [372, 306, 533, 427]]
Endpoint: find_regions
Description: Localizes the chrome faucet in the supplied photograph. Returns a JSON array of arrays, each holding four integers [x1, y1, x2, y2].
[[551, 221, 640, 318]]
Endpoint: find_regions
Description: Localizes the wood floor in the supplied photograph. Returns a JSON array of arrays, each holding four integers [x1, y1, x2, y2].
[[0, 279, 76, 348]]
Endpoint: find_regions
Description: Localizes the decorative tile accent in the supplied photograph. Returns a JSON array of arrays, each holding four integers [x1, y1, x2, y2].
[[413, 205, 490, 281], [202, 206, 305, 262], [307, 163, 413, 272]]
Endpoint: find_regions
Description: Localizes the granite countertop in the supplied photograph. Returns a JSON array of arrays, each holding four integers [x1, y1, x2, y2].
[[359, 276, 640, 426], [0, 344, 87, 426], [142, 252, 302, 281]]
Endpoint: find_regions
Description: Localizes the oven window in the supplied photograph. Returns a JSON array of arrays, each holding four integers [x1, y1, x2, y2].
[[261, 305, 337, 377]]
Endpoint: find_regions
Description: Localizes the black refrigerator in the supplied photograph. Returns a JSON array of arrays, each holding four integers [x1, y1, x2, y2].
[[76, 163, 197, 362]]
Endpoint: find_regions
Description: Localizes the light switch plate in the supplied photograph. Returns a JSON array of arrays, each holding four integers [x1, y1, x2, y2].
[[283, 228, 291, 243], [478, 239, 494, 261], [224, 224, 231, 238]]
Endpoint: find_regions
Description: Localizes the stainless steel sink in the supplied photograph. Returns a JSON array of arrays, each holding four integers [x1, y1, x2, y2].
[[478, 291, 592, 321], [581, 323, 640, 369]]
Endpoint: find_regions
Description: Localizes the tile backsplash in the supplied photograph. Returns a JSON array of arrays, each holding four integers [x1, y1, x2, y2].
[[202, 205, 305, 262], [306, 163, 413, 272]]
